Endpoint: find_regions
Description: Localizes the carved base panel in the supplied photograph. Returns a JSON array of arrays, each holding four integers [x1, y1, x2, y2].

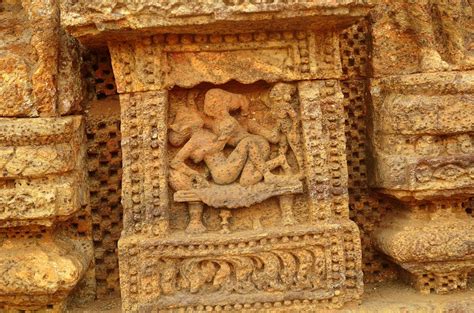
[[118, 220, 362, 312], [374, 205, 474, 294]]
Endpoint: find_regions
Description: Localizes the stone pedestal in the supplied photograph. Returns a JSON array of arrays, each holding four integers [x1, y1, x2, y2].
[[369, 71, 474, 293], [0, 117, 93, 310]]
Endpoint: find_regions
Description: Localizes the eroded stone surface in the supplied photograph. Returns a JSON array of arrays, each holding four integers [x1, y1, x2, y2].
[[369, 3, 474, 295], [371, 0, 474, 76], [369, 71, 474, 200], [1, 0, 474, 311], [0, 117, 87, 227], [0, 234, 93, 309], [61, 0, 374, 45], [0, 0, 84, 117]]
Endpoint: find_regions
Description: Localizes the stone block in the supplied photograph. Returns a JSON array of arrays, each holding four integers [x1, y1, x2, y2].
[[369, 71, 474, 200], [61, 0, 374, 45], [0, 234, 93, 309], [0, 0, 84, 117], [0, 116, 88, 227]]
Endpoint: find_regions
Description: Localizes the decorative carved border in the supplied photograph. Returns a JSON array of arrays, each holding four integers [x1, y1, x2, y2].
[[119, 222, 362, 311], [120, 80, 348, 235], [298, 80, 349, 219], [109, 31, 341, 92], [120, 91, 169, 235]]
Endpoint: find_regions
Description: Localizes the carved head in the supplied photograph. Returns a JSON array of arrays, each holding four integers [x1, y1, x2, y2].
[[203, 88, 249, 118], [169, 107, 204, 146]]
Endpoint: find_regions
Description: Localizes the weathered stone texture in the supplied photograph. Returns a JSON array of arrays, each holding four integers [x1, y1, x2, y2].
[[61, 0, 374, 45], [1, 0, 474, 311], [369, 71, 474, 200], [368, 0, 474, 295], [371, 0, 474, 76], [0, 117, 87, 227], [0, 117, 93, 310], [0, 0, 84, 117], [0, 1, 92, 311]]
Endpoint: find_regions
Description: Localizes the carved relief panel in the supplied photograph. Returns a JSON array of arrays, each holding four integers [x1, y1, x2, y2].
[[109, 27, 362, 312]]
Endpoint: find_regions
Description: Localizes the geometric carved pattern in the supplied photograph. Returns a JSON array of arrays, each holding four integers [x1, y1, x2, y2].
[[340, 79, 398, 283], [340, 19, 398, 283], [86, 97, 123, 298], [340, 19, 369, 80], [92, 51, 117, 99]]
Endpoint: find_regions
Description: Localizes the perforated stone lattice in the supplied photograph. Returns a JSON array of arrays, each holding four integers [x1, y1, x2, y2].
[[463, 197, 473, 217], [86, 50, 123, 298], [340, 19, 369, 80], [92, 51, 117, 99], [86, 108, 123, 298], [340, 19, 398, 283]]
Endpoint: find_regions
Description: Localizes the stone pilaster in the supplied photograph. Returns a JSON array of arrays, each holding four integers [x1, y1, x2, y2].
[[0, 1, 93, 310]]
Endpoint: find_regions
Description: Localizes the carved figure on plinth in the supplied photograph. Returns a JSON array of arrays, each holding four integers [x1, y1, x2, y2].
[[169, 85, 303, 233]]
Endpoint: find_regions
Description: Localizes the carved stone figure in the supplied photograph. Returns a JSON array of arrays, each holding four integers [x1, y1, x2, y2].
[[169, 86, 303, 233], [6, 0, 474, 312]]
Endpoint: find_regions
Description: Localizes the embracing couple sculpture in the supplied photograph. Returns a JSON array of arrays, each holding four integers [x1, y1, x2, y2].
[[168, 83, 303, 233], [169, 83, 303, 192]]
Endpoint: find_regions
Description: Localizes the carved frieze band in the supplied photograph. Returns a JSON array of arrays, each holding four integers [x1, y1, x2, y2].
[[109, 31, 341, 92], [369, 71, 474, 197], [119, 222, 362, 311]]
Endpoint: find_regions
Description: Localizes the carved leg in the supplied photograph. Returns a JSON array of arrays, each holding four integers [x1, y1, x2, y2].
[[186, 202, 206, 234], [252, 216, 263, 230], [279, 194, 295, 226], [219, 209, 232, 234]]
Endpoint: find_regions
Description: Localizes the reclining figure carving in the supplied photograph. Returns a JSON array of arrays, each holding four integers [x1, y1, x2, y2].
[[169, 84, 303, 233]]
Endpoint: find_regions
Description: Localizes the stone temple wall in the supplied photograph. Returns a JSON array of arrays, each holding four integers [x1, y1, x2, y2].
[[0, 0, 473, 312]]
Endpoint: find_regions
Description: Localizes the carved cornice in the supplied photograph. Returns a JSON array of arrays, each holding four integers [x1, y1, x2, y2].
[[61, 0, 374, 45]]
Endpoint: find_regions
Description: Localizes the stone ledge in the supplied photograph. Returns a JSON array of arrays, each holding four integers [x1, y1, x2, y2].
[[0, 116, 88, 227]]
